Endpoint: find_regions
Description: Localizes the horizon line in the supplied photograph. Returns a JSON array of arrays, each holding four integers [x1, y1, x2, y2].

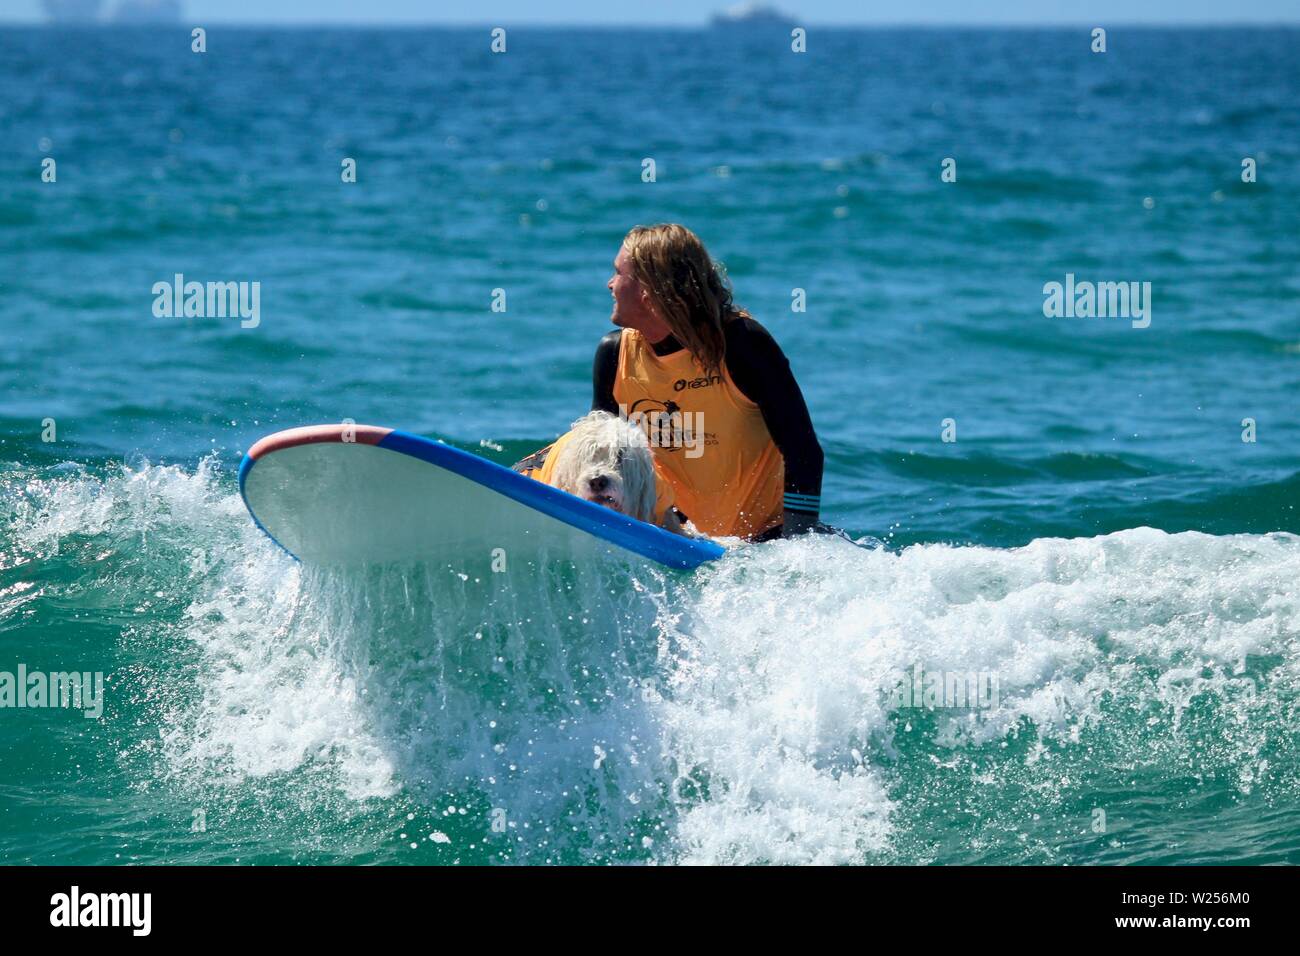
[[4, 19, 1299, 27]]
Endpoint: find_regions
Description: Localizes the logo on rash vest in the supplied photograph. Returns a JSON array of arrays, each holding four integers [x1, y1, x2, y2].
[[673, 373, 722, 392], [623, 399, 710, 458]]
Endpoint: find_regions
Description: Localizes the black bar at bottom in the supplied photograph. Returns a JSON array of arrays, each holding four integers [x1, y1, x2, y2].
[[0, 865, 1283, 940]]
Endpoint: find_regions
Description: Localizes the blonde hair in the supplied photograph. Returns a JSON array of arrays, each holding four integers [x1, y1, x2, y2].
[[622, 223, 743, 378]]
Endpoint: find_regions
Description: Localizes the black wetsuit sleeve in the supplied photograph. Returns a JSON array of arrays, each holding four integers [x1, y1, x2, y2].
[[591, 329, 622, 414], [724, 318, 824, 530]]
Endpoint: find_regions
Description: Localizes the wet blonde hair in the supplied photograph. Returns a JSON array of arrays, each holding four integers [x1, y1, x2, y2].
[[622, 223, 743, 378]]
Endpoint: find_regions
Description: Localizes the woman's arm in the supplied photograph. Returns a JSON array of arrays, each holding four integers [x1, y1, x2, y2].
[[724, 316, 824, 536]]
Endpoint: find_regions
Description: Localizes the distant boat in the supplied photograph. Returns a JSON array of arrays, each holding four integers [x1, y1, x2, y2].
[[42, 0, 104, 22], [710, 2, 797, 28], [110, 0, 183, 22]]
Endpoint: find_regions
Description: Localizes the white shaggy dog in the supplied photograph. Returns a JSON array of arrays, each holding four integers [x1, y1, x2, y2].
[[548, 411, 659, 523]]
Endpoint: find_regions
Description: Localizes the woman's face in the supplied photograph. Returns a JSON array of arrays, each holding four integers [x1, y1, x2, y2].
[[608, 246, 670, 340]]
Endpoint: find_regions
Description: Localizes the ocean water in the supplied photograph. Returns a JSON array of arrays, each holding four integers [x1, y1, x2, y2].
[[2, 25, 1299, 865]]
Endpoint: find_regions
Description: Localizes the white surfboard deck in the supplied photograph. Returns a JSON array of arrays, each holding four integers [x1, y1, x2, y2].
[[239, 424, 725, 570]]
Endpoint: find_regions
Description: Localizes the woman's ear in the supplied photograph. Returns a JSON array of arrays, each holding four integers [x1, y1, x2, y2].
[[639, 283, 658, 315]]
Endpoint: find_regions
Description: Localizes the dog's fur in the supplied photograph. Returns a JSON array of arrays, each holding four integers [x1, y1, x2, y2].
[[548, 411, 659, 523]]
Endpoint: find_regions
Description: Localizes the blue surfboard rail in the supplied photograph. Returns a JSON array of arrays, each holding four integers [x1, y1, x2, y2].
[[239, 426, 725, 570], [238, 450, 302, 562]]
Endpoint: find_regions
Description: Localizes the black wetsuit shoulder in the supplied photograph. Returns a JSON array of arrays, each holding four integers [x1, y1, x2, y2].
[[591, 329, 622, 415]]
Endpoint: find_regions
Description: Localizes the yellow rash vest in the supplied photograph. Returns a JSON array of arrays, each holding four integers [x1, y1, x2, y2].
[[612, 327, 786, 539]]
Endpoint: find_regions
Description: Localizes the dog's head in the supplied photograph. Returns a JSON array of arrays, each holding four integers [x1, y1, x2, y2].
[[548, 411, 657, 523]]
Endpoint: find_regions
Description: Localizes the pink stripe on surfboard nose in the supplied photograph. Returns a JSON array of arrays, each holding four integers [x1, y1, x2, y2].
[[246, 424, 393, 460]]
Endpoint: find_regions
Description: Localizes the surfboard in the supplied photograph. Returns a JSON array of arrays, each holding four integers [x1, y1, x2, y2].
[[239, 424, 725, 570]]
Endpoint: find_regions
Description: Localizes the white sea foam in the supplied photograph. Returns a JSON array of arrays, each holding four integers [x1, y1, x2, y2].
[[3, 460, 393, 800], [7, 460, 1298, 863], [657, 528, 1300, 864]]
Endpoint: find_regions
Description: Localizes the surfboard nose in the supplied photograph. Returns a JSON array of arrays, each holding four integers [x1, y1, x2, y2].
[[246, 424, 393, 460]]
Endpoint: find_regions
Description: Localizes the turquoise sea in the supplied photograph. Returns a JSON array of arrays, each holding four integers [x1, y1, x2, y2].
[[2, 25, 1299, 864]]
